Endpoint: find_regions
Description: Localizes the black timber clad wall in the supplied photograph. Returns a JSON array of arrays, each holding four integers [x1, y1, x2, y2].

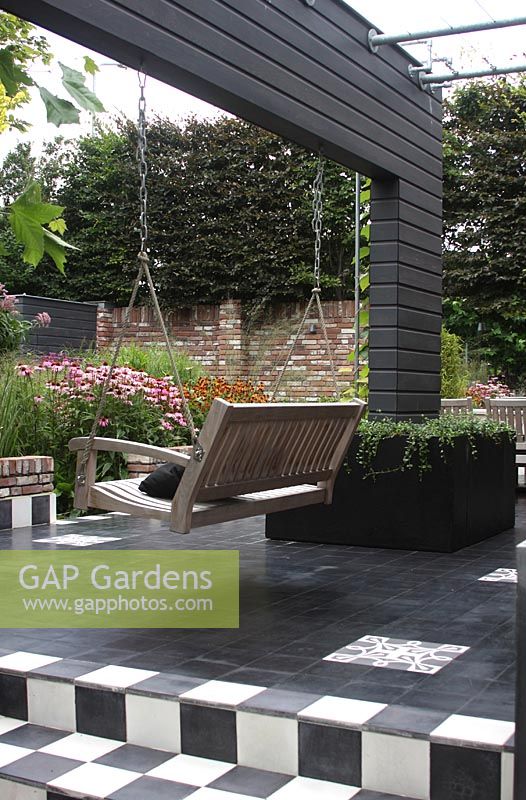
[[7, 0, 443, 418], [15, 296, 97, 352]]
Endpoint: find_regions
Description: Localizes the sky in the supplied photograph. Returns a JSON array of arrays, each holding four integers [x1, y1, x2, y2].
[[2, 0, 525, 160]]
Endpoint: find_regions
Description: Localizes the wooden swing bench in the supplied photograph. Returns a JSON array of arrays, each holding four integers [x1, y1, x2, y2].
[[69, 397, 365, 534]]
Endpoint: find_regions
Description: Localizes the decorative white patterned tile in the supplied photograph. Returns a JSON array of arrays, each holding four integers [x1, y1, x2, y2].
[[126, 694, 181, 752], [27, 677, 76, 731], [0, 743, 33, 767], [48, 762, 141, 796], [325, 635, 469, 674], [430, 714, 515, 746], [40, 732, 123, 761], [181, 680, 265, 707], [237, 711, 298, 775], [501, 752, 514, 800], [298, 696, 386, 726], [147, 753, 234, 786], [0, 778, 46, 799], [0, 652, 61, 673], [76, 664, 158, 689], [268, 776, 360, 799], [33, 534, 122, 546], [479, 568, 517, 583], [0, 717, 26, 736], [362, 731, 430, 798]]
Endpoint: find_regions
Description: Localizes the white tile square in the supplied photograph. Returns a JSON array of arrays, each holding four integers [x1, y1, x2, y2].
[[502, 752, 514, 800], [12, 497, 32, 529], [33, 534, 122, 546], [0, 652, 61, 673], [325, 635, 469, 675], [54, 520, 77, 526], [362, 731, 430, 799], [430, 714, 515, 747], [40, 732, 123, 761], [147, 753, 234, 786], [76, 664, 158, 689], [27, 677, 76, 731], [298, 696, 386, 727], [126, 694, 180, 752], [479, 568, 517, 583], [49, 492, 56, 524], [48, 762, 141, 796], [181, 680, 265, 707], [0, 717, 26, 736], [237, 711, 298, 775], [80, 515, 111, 520], [0, 743, 33, 767], [0, 778, 46, 800], [268, 776, 360, 799]]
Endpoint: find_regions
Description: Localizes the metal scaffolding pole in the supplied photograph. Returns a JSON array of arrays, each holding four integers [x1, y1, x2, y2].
[[368, 16, 526, 52], [420, 62, 526, 85]]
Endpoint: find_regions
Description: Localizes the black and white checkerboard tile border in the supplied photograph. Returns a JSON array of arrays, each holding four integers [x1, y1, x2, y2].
[[0, 494, 56, 531], [0, 650, 515, 799]]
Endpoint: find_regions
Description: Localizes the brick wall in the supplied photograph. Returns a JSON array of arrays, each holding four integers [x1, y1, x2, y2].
[[97, 299, 356, 400]]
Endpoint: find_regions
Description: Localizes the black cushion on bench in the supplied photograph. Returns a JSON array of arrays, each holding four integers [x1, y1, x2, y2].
[[139, 462, 185, 500]]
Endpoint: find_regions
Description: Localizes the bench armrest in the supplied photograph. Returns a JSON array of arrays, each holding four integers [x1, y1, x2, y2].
[[68, 437, 192, 467]]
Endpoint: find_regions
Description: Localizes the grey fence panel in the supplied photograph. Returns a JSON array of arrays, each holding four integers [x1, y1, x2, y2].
[[15, 295, 97, 353]]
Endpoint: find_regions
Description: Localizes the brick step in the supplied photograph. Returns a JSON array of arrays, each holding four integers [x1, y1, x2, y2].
[[0, 650, 515, 799]]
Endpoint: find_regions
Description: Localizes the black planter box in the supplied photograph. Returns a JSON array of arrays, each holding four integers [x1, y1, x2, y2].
[[266, 434, 516, 552]]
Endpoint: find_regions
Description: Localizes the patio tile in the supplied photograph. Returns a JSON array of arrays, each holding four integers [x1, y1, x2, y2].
[[430, 714, 515, 747], [208, 765, 292, 797], [298, 696, 386, 727], [267, 776, 360, 799], [0, 717, 26, 736], [361, 732, 429, 798], [0, 674, 28, 719], [479, 568, 517, 583], [299, 721, 361, 785], [147, 753, 234, 786], [181, 704, 237, 762], [238, 689, 321, 717], [430, 743, 501, 800], [0, 652, 61, 673], [0, 724, 65, 749], [364, 704, 450, 737], [180, 680, 265, 708], [40, 732, 123, 761], [0, 743, 33, 768], [33, 534, 122, 546], [108, 775, 196, 799], [128, 672, 205, 697], [48, 761, 141, 796], [125, 693, 181, 752], [75, 685, 126, 741], [324, 636, 469, 675], [95, 743, 175, 773], [0, 752, 81, 783], [237, 711, 297, 775], [76, 664, 158, 689]]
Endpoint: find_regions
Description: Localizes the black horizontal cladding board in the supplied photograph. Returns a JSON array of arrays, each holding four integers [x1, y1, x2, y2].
[[373, 222, 442, 257], [369, 370, 441, 393], [369, 349, 441, 373], [370, 286, 441, 314], [370, 393, 440, 415], [370, 264, 442, 295], [370, 242, 442, 274], [9, 0, 440, 185], [373, 199, 443, 237]]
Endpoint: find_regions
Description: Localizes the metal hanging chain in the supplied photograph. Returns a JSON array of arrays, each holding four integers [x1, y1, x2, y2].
[[77, 73, 203, 486], [270, 153, 339, 400]]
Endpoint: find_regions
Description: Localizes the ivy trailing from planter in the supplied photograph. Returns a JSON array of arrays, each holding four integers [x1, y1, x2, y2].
[[349, 415, 516, 481]]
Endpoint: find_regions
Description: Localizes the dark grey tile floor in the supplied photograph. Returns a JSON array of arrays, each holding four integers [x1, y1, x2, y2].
[[0, 495, 523, 720]]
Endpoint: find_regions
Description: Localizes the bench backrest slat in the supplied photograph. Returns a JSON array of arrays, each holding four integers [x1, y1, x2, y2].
[[486, 397, 526, 441]]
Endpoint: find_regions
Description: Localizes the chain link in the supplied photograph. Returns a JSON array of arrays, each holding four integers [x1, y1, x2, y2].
[[137, 72, 148, 253], [311, 154, 324, 290]]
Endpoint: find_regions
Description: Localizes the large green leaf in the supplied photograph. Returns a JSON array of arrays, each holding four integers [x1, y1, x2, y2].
[[359, 272, 370, 291], [8, 182, 77, 272], [39, 87, 80, 126], [60, 63, 105, 113], [83, 56, 99, 76], [0, 48, 32, 96]]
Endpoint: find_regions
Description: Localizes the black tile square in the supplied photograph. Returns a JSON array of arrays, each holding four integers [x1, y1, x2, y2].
[[430, 743, 501, 800], [108, 775, 197, 799], [239, 688, 321, 716], [365, 704, 450, 737], [95, 743, 174, 773], [299, 721, 361, 786], [210, 765, 292, 797], [31, 659, 100, 681], [2, 752, 82, 783], [0, 673, 27, 719], [180, 702, 236, 762], [128, 672, 205, 698], [0, 499, 12, 530], [75, 685, 126, 741], [0, 724, 66, 749], [32, 495, 51, 525]]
